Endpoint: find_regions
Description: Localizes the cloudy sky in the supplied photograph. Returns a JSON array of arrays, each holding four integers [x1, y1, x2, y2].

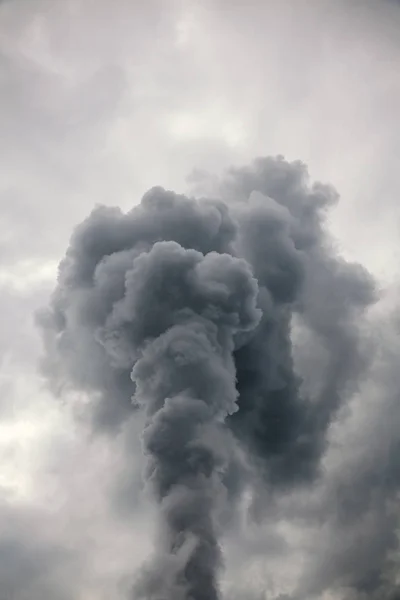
[[1, 1, 400, 599]]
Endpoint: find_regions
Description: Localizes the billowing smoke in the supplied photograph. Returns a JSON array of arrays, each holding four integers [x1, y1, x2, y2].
[[38, 156, 387, 599], [103, 241, 261, 600], [224, 159, 375, 488]]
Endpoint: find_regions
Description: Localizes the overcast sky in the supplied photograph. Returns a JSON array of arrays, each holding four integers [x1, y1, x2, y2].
[[1, 1, 400, 599]]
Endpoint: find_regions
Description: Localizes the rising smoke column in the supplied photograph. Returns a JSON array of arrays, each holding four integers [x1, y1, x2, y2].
[[38, 156, 380, 598], [99, 241, 261, 599], [38, 192, 261, 600]]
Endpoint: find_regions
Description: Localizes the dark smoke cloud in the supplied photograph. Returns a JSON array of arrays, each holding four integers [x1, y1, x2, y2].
[[38, 188, 237, 429], [286, 310, 400, 600], [38, 186, 261, 599], [102, 241, 261, 599], [223, 158, 376, 488], [39, 156, 390, 599]]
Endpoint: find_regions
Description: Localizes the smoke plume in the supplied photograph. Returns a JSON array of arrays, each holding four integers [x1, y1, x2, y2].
[[39, 156, 396, 600]]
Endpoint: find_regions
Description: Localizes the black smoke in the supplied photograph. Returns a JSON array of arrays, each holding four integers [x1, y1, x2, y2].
[[39, 156, 398, 600]]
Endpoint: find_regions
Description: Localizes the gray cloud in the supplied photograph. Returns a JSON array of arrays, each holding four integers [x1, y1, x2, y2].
[[38, 156, 386, 599], [289, 310, 400, 600], [38, 188, 261, 599], [2, 0, 400, 599], [0, 500, 78, 600], [221, 158, 376, 488]]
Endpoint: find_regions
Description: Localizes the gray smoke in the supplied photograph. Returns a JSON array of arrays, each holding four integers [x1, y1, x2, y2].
[[224, 158, 376, 488], [38, 190, 261, 599], [38, 156, 385, 599], [39, 189, 238, 430], [101, 241, 261, 600]]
